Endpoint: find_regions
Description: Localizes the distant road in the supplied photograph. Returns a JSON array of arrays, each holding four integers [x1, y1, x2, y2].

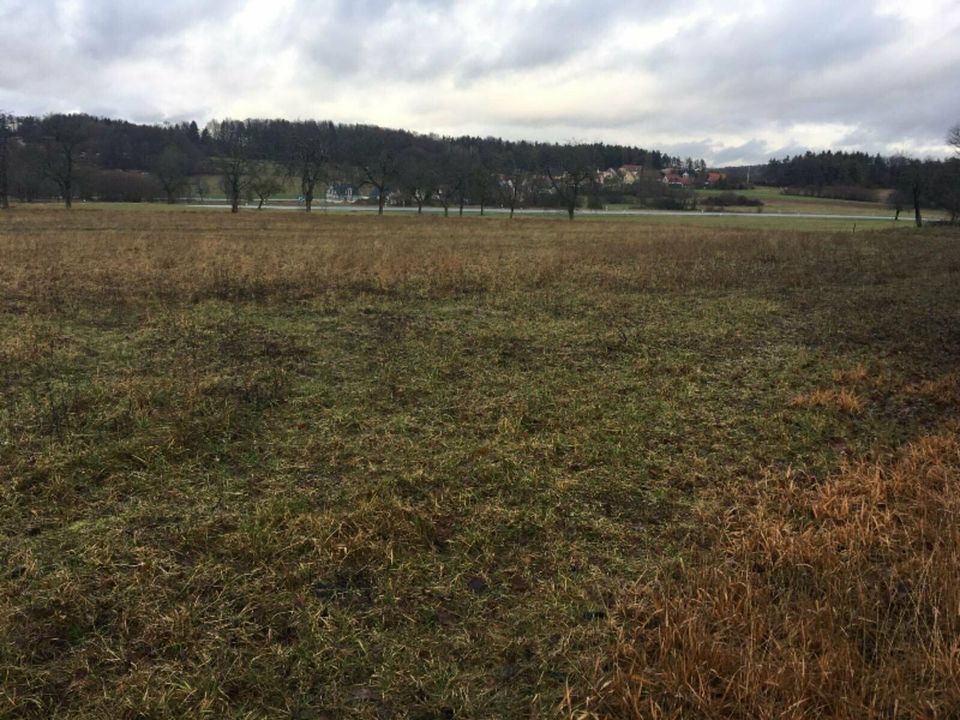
[[186, 203, 902, 222]]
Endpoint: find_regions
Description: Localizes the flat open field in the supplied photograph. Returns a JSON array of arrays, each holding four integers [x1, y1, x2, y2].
[[1, 208, 959, 718], [25, 200, 909, 232], [694, 186, 896, 217]]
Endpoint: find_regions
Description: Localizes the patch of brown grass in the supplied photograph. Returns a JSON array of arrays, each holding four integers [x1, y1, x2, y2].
[[585, 421, 960, 719], [832, 363, 869, 384], [791, 388, 865, 414], [908, 373, 960, 406], [0, 207, 957, 310]]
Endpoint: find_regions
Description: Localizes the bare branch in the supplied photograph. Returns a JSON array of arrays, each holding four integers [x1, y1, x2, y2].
[[949, 123, 960, 155]]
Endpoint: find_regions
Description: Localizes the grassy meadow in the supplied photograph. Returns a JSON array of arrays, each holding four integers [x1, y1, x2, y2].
[[1, 207, 959, 718], [693, 186, 895, 216]]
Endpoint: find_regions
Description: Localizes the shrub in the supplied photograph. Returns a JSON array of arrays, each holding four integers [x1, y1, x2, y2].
[[703, 193, 764, 208], [782, 186, 880, 203]]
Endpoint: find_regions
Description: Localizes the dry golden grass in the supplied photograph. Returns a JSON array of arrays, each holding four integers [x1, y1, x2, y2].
[[791, 388, 865, 414], [586, 413, 960, 719], [831, 364, 869, 384], [0, 206, 955, 309], [908, 373, 960, 407]]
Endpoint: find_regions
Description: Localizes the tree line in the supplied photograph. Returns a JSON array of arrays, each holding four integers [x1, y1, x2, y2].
[[758, 146, 960, 225], [0, 113, 687, 218], [0, 112, 957, 224]]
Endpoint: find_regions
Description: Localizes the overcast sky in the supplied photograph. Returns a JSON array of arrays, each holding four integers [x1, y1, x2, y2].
[[1, 0, 958, 164]]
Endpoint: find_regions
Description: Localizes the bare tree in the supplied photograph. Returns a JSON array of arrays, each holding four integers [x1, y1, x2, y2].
[[362, 157, 392, 215], [908, 164, 926, 228], [469, 155, 496, 216], [452, 149, 472, 216], [893, 156, 928, 228], [41, 114, 89, 209], [497, 151, 533, 219], [399, 147, 437, 214], [288, 121, 328, 212], [934, 161, 960, 223], [151, 144, 191, 204], [219, 158, 248, 213], [544, 144, 596, 220], [0, 113, 10, 210], [497, 172, 525, 219], [339, 126, 405, 216], [434, 144, 468, 217], [940, 124, 960, 223], [194, 179, 209, 204], [210, 120, 251, 213], [435, 172, 458, 217], [359, 147, 397, 216], [248, 161, 284, 209], [886, 188, 907, 221]]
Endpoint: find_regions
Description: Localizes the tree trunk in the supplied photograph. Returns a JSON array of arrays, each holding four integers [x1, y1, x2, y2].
[[258, 198, 265, 210], [913, 186, 922, 228], [567, 202, 575, 220], [378, 187, 386, 215], [304, 189, 313, 213], [0, 140, 8, 210], [63, 151, 73, 209], [459, 197, 464, 217]]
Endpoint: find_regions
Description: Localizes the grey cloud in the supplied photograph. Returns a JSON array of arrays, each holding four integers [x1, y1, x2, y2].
[[709, 140, 812, 166], [458, 0, 623, 78], [644, 0, 899, 109], [285, 0, 465, 79], [1, 0, 958, 162], [710, 139, 771, 165], [632, 0, 960, 151], [658, 139, 714, 160], [457, 0, 692, 81], [290, 0, 648, 83], [0, 3, 68, 85], [270, 0, 694, 86], [6, 1, 234, 60]]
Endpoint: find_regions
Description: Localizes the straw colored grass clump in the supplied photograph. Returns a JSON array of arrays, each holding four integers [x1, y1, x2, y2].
[[591, 418, 960, 719]]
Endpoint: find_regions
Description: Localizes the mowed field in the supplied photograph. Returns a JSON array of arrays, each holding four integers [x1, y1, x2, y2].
[[1, 208, 959, 719]]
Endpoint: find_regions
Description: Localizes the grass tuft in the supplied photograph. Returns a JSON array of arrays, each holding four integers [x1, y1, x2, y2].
[[791, 388, 865, 414]]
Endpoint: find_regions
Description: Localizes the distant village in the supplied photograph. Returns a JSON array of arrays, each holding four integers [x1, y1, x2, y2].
[[599, 165, 727, 188]]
